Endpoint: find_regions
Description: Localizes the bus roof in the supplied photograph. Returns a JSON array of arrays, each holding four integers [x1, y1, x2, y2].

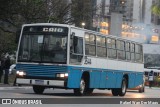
[[147, 66, 160, 69], [22, 23, 72, 27], [144, 68, 160, 72], [22, 23, 143, 45]]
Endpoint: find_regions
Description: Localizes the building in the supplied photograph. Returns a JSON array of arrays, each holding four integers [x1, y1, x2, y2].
[[92, 0, 160, 68], [92, 0, 160, 42]]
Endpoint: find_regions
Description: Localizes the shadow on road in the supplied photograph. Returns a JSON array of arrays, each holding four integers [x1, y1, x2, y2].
[[21, 92, 114, 97]]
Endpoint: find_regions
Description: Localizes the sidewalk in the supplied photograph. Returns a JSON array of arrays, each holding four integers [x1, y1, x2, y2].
[[0, 83, 15, 87], [145, 86, 160, 90], [0, 83, 31, 90]]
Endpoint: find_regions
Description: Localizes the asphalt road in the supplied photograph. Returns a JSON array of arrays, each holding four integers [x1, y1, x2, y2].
[[0, 86, 160, 98], [0, 86, 160, 107]]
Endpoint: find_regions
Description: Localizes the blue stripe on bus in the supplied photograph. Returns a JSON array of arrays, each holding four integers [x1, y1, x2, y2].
[[67, 66, 143, 89], [16, 64, 143, 88], [16, 64, 67, 77]]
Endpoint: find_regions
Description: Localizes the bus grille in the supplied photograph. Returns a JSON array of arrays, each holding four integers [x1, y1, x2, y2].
[[16, 64, 67, 77]]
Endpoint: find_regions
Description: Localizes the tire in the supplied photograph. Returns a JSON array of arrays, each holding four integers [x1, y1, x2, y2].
[[33, 85, 45, 94], [86, 88, 94, 94], [142, 85, 145, 92], [111, 89, 119, 96], [73, 78, 93, 96], [139, 84, 145, 93], [118, 78, 127, 96], [139, 87, 143, 93]]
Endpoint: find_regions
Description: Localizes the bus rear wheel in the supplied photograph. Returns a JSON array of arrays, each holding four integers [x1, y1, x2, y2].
[[111, 89, 119, 96], [139, 83, 145, 93], [33, 85, 45, 94], [111, 78, 127, 96], [118, 78, 127, 96], [73, 78, 93, 96]]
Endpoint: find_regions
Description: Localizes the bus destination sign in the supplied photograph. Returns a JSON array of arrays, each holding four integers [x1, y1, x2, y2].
[[23, 26, 68, 33], [42, 27, 63, 32]]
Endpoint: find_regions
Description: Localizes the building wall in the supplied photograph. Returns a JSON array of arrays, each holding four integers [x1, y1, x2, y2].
[[144, 0, 152, 24], [110, 13, 123, 36], [143, 44, 160, 68], [133, 0, 141, 23], [92, 0, 160, 67], [124, 0, 133, 21]]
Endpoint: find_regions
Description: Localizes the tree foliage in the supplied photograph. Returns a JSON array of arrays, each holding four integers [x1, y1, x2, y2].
[[151, 1, 160, 16], [71, 0, 93, 29], [0, 0, 93, 55]]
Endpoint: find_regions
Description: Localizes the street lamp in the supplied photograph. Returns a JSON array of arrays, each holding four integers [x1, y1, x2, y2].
[[81, 22, 85, 28]]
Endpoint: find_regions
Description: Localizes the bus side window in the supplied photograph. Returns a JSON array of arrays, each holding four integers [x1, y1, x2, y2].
[[73, 36, 83, 54], [131, 43, 135, 62], [144, 71, 148, 76], [126, 42, 131, 61], [154, 72, 157, 76], [85, 34, 96, 56], [97, 36, 107, 57], [107, 38, 116, 59], [135, 44, 143, 63], [70, 36, 83, 64], [117, 40, 125, 60]]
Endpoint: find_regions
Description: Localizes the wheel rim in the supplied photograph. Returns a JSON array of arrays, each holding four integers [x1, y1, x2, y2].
[[122, 80, 126, 93], [80, 79, 85, 93]]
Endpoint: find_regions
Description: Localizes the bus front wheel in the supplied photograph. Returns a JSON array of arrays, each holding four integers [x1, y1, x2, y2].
[[33, 85, 45, 94], [73, 78, 93, 96]]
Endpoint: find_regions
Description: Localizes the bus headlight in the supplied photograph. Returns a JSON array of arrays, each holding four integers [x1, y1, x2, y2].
[[56, 73, 68, 78], [16, 71, 26, 76]]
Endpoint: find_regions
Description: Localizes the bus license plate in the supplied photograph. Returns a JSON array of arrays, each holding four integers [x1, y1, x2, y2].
[[35, 80, 44, 85]]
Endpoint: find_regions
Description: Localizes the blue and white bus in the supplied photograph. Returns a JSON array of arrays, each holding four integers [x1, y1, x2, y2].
[[16, 23, 144, 96]]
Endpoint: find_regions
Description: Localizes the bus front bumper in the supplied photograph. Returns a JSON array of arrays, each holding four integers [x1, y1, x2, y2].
[[16, 78, 66, 87]]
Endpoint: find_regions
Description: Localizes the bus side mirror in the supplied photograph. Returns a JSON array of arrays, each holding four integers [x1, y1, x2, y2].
[[15, 29, 21, 44]]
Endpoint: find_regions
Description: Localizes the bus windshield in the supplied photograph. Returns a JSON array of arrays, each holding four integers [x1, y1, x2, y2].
[[18, 34, 67, 64]]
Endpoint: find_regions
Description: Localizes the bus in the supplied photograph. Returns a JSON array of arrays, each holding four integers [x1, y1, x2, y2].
[[16, 23, 144, 96], [144, 67, 160, 85], [144, 67, 160, 77]]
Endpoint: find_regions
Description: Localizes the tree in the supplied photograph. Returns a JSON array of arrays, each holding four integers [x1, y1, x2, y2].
[[0, 29, 16, 55], [18, 0, 48, 23], [0, 0, 20, 55], [0, 0, 48, 55], [151, 0, 160, 16], [71, 0, 93, 29], [0, 0, 95, 56], [46, 0, 72, 24]]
